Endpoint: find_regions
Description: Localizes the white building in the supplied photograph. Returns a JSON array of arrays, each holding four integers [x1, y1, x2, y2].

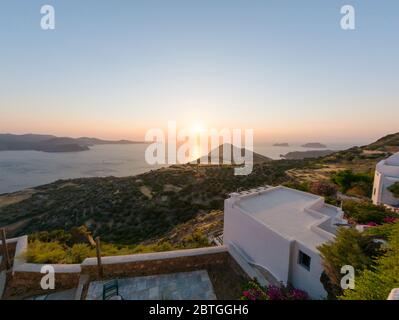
[[372, 152, 399, 210], [223, 186, 346, 299]]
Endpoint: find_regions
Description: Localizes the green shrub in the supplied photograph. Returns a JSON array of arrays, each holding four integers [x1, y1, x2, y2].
[[240, 280, 308, 300], [318, 227, 383, 299], [25, 234, 214, 264], [309, 181, 337, 197], [282, 181, 310, 192], [67, 244, 95, 263], [330, 170, 373, 196], [26, 240, 68, 264], [340, 222, 399, 300], [388, 182, 399, 198], [29, 230, 72, 245], [364, 221, 399, 239], [181, 231, 210, 248], [342, 200, 396, 224]]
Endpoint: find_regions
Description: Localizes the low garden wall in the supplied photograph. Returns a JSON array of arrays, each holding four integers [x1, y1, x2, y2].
[[4, 264, 81, 299], [81, 246, 230, 280], [2, 235, 81, 299]]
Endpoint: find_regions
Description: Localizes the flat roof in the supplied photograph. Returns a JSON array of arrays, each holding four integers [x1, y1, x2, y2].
[[386, 152, 399, 166], [234, 186, 342, 251], [377, 152, 399, 177]]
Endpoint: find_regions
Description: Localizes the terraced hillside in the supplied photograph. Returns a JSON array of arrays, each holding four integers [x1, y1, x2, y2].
[[0, 161, 306, 244], [0, 132, 397, 246]]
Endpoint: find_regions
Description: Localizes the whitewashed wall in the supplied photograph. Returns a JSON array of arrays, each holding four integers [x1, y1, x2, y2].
[[223, 198, 292, 284], [289, 241, 328, 299]]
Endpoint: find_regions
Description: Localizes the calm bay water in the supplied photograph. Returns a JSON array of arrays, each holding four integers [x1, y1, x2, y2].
[[0, 144, 163, 194], [0, 142, 356, 194]]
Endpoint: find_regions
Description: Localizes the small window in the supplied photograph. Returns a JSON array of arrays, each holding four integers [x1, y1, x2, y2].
[[298, 251, 311, 271]]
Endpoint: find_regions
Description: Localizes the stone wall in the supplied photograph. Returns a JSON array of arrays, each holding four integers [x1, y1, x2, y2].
[[81, 246, 230, 281], [2, 236, 81, 299], [0, 237, 18, 271], [4, 267, 81, 299]]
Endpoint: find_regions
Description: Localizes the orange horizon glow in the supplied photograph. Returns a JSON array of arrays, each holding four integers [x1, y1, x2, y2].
[[1, 117, 397, 146]]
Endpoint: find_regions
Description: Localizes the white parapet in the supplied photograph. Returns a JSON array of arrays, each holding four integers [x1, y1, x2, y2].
[[387, 288, 399, 300], [12, 235, 28, 274], [81, 245, 229, 266]]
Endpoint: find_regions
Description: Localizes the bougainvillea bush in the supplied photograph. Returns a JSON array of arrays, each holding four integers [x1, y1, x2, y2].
[[241, 280, 268, 300], [342, 200, 397, 225], [241, 280, 309, 300]]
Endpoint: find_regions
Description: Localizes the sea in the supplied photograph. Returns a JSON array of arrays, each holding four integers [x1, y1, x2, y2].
[[0, 142, 357, 194]]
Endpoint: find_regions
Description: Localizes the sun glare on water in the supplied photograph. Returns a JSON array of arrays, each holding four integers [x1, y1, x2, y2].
[[188, 123, 206, 162], [190, 123, 206, 134]]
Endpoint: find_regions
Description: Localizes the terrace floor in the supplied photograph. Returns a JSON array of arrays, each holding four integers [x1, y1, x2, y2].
[[86, 270, 217, 300], [27, 288, 77, 300]]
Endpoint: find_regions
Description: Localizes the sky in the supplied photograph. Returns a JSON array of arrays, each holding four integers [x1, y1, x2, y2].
[[0, 0, 398, 144]]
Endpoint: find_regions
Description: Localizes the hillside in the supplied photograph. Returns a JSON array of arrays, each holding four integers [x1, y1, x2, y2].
[[0, 133, 146, 153], [0, 160, 305, 244], [273, 143, 289, 147], [363, 132, 399, 152], [301, 142, 327, 148], [193, 143, 272, 164], [285, 133, 398, 193], [281, 150, 335, 160], [0, 132, 397, 246]]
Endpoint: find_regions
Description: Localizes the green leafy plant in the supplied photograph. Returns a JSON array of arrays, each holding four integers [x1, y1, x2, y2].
[[26, 227, 212, 264], [340, 222, 399, 300], [309, 181, 337, 197], [25, 240, 69, 264], [330, 170, 373, 196], [342, 200, 396, 225], [388, 182, 399, 198], [318, 227, 383, 299], [240, 280, 308, 300], [241, 280, 268, 300]]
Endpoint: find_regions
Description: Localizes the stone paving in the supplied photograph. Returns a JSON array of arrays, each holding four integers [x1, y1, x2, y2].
[[86, 270, 217, 300], [27, 288, 77, 300], [0, 270, 6, 298]]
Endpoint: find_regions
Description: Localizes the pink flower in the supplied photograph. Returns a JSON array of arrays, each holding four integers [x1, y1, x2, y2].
[[290, 288, 309, 300], [383, 217, 398, 224], [267, 285, 285, 300], [242, 285, 268, 300]]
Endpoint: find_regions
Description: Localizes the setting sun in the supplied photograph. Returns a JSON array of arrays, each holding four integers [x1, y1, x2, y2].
[[190, 123, 206, 134]]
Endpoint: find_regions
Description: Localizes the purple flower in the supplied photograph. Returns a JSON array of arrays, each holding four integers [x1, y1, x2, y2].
[[242, 283, 268, 300], [267, 285, 285, 300], [290, 288, 309, 300], [383, 217, 398, 224]]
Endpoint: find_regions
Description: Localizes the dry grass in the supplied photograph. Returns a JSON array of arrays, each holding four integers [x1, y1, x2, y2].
[[139, 185, 153, 199], [207, 256, 249, 300], [0, 189, 35, 208], [153, 210, 224, 245]]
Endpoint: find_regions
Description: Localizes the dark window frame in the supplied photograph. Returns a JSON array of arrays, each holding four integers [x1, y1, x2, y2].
[[298, 250, 311, 271]]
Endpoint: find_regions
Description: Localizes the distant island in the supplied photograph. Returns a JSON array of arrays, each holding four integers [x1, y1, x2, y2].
[[301, 142, 327, 148], [0, 134, 147, 153], [192, 143, 272, 164], [280, 150, 335, 160], [273, 143, 289, 147]]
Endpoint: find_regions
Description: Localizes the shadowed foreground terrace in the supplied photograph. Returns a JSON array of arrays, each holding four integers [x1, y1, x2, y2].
[[86, 270, 217, 300], [1, 237, 248, 300]]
